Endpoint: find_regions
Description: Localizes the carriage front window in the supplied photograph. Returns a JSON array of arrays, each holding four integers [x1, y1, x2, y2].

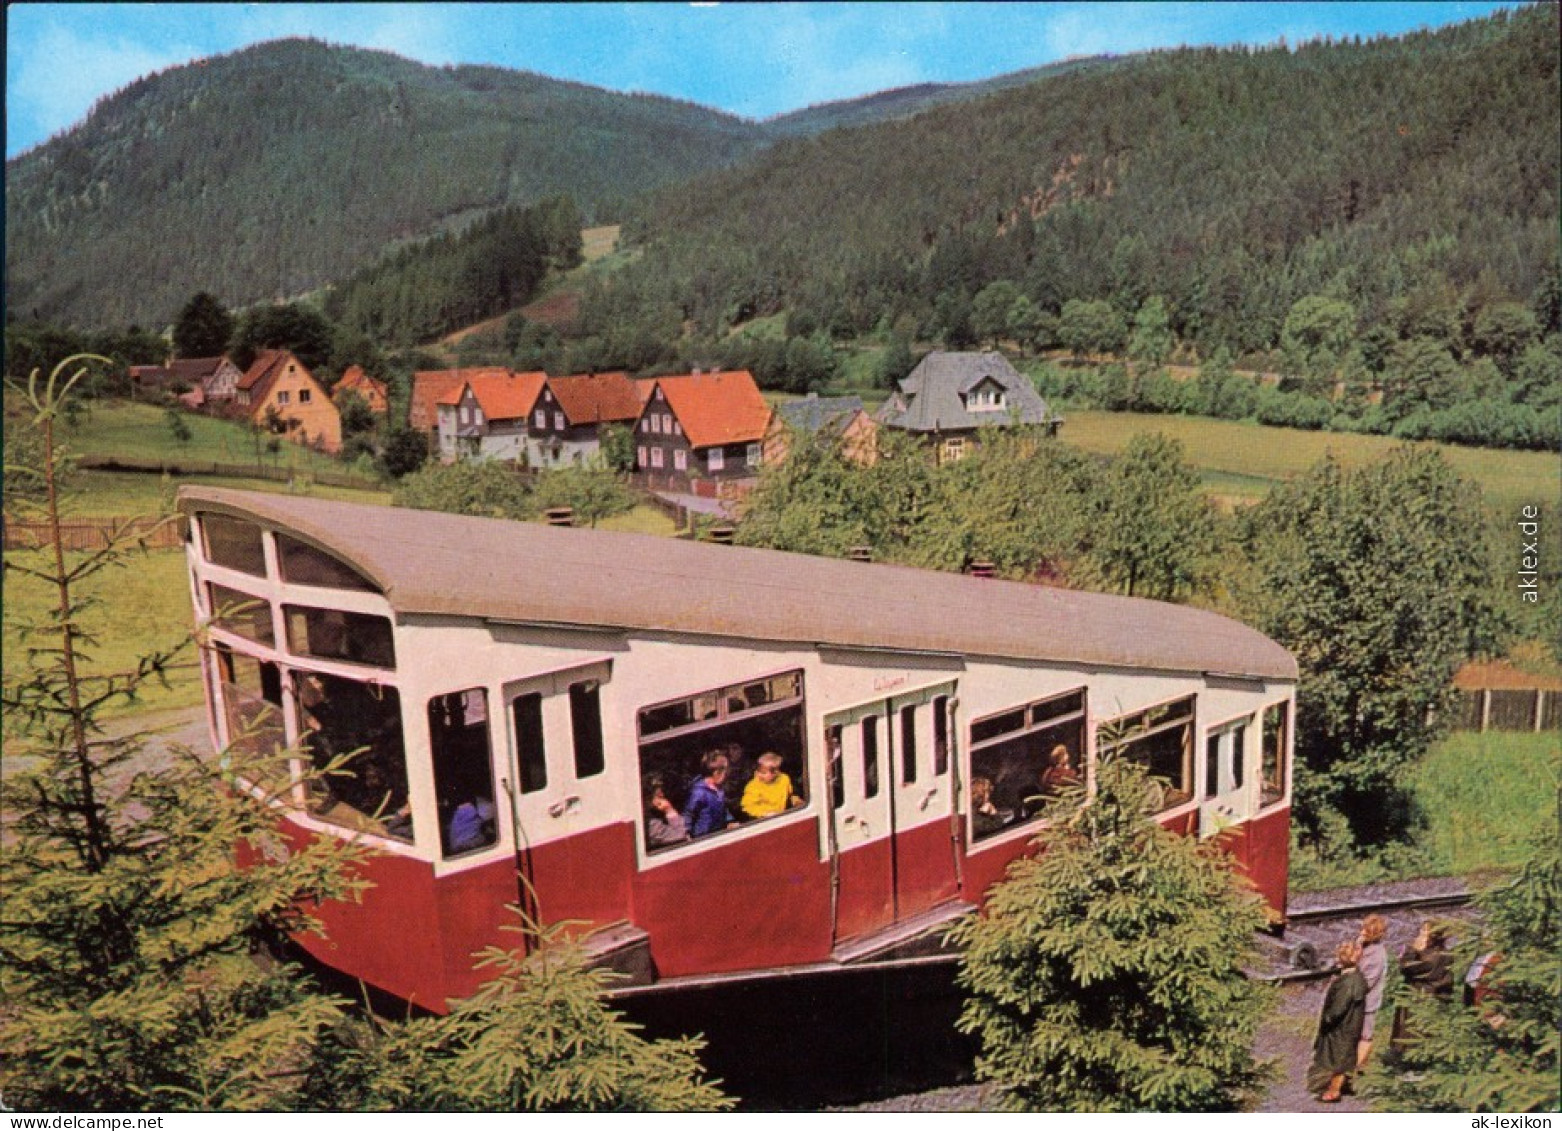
[[277, 534, 379, 592], [1099, 696, 1196, 812], [201, 514, 267, 576], [284, 604, 396, 669], [299, 670, 410, 843], [430, 689, 497, 858], [969, 689, 1086, 841], [208, 583, 275, 646], [214, 647, 286, 790], [636, 670, 808, 853]]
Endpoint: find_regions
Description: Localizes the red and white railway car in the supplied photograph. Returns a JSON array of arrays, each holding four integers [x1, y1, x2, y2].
[[179, 486, 1297, 1009]]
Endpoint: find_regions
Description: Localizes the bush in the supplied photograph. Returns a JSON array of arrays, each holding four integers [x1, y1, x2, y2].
[[949, 757, 1272, 1112], [393, 459, 534, 520]]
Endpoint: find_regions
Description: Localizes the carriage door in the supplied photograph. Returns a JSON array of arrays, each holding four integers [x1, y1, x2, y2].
[[887, 684, 960, 920], [1199, 716, 1252, 837], [827, 682, 959, 943], [501, 661, 625, 930], [826, 701, 895, 941]]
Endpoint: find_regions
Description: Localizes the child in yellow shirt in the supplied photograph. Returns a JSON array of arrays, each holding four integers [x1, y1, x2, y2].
[[740, 751, 801, 819]]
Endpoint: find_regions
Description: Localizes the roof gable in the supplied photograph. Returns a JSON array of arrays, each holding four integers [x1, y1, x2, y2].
[[777, 394, 867, 439], [411, 367, 507, 430], [650, 370, 772, 448], [878, 351, 1054, 433]]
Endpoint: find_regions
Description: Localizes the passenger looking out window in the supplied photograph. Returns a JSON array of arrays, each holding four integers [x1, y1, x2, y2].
[[644, 774, 689, 849], [636, 670, 808, 853], [970, 776, 1007, 839], [740, 752, 802, 819], [683, 751, 737, 838], [968, 689, 1086, 842], [299, 670, 411, 842], [430, 688, 497, 858]]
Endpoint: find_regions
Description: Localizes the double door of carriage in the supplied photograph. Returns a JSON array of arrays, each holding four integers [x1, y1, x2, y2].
[[825, 681, 961, 943]]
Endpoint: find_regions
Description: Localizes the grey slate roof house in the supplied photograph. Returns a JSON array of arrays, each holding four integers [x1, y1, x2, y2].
[[876, 351, 1060, 463]]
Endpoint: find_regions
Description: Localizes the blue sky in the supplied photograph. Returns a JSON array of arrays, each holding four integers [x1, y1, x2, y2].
[[5, 2, 1522, 159]]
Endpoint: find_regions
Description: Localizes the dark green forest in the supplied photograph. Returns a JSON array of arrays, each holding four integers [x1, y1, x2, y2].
[[593, 6, 1558, 409], [3, 38, 768, 329]]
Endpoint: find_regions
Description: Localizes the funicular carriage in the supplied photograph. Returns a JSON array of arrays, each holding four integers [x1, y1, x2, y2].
[[180, 486, 1297, 1009]]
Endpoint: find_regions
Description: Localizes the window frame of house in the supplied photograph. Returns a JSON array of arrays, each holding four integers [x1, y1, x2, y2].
[[673, 449, 688, 471], [708, 447, 725, 472]]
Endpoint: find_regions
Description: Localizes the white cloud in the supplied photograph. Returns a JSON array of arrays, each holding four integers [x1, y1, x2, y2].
[[7, 24, 200, 154]]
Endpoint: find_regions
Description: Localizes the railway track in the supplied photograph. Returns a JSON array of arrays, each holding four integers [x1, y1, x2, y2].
[[1256, 877, 1479, 982]]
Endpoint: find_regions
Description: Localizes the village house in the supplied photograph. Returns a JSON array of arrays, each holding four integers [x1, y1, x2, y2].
[[333, 364, 391, 415], [233, 349, 342, 453], [410, 367, 501, 453], [763, 392, 879, 466], [635, 370, 772, 492], [527, 371, 642, 467], [434, 370, 546, 463], [876, 350, 1060, 464]]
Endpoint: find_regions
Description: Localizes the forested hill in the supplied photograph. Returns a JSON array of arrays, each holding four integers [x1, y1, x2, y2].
[[613, 5, 1559, 358], [3, 38, 769, 329]]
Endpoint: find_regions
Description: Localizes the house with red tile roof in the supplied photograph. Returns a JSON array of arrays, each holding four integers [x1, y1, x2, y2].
[[434, 370, 547, 463], [528, 371, 641, 467], [633, 370, 773, 489], [410, 368, 499, 450], [333, 365, 390, 415], [234, 349, 341, 453]]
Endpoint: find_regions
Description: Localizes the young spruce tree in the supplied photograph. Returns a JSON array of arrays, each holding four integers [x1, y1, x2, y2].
[[306, 921, 732, 1112], [0, 357, 367, 1111], [949, 756, 1272, 1112], [1370, 821, 1560, 1112]]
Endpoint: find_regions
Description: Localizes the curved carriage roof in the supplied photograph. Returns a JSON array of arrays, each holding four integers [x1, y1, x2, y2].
[[179, 487, 1296, 682]]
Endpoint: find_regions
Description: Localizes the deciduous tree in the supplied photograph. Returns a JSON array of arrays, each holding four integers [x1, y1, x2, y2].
[[1239, 447, 1496, 846]]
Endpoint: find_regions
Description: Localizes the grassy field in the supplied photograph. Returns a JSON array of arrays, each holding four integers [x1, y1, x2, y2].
[[1059, 410, 1559, 510], [3, 547, 203, 722], [1291, 729, 1559, 892], [1413, 730, 1560, 876], [54, 399, 356, 475]]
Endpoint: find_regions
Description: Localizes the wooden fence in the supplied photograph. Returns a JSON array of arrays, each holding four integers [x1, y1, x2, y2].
[[4, 516, 185, 552], [1453, 688, 1561, 732]]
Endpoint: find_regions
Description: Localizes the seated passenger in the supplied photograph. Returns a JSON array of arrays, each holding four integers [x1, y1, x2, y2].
[[645, 774, 689, 849], [970, 775, 1008, 838], [1040, 744, 1081, 795], [740, 751, 801, 819], [683, 751, 737, 838], [447, 792, 496, 854]]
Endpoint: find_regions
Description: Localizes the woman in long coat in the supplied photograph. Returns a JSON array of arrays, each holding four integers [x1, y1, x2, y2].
[[1308, 940, 1368, 1102]]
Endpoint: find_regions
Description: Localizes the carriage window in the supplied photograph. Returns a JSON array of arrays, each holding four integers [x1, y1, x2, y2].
[[430, 689, 497, 858], [277, 534, 379, 592], [969, 688, 1086, 841], [201, 514, 267, 577], [828, 724, 846, 810], [215, 648, 286, 787], [298, 670, 410, 843], [1099, 696, 1196, 812], [570, 680, 605, 779], [1261, 702, 1288, 808], [635, 670, 808, 852], [208, 583, 274, 646], [862, 716, 880, 799], [900, 704, 918, 784], [513, 693, 547, 794], [284, 605, 396, 669]]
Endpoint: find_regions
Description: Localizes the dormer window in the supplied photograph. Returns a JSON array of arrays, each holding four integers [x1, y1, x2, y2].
[[966, 386, 1006, 412]]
